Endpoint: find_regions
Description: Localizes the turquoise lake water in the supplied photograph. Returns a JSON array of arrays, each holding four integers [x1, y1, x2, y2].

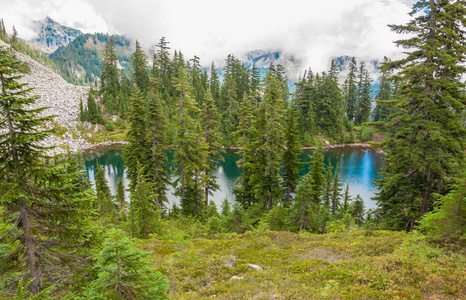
[[83, 146, 385, 209]]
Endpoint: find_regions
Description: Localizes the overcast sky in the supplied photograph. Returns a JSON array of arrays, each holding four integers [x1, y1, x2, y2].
[[2, 0, 415, 71]]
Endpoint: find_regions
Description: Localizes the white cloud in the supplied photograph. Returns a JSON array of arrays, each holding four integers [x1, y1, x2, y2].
[[1, 0, 415, 71]]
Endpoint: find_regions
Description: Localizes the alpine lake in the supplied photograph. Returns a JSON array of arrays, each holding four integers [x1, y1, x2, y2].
[[83, 146, 385, 210]]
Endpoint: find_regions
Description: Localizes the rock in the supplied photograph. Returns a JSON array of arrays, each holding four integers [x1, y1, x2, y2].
[[247, 264, 263, 271], [230, 276, 244, 280], [0, 39, 89, 156]]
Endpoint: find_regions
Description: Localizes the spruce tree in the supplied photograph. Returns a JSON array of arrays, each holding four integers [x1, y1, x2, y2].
[[330, 162, 343, 215], [129, 161, 160, 238], [173, 66, 206, 216], [0, 48, 95, 294], [83, 228, 169, 299], [131, 40, 149, 94], [375, 0, 466, 230], [309, 147, 326, 204], [352, 195, 365, 226], [287, 173, 316, 232], [354, 62, 373, 125], [323, 160, 333, 209], [345, 57, 358, 122], [372, 56, 394, 122], [145, 85, 169, 211], [116, 178, 126, 217], [201, 90, 224, 206], [95, 162, 115, 219], [100, 36, 119, 94], [343, 182, 351, 213], [123, 87, 149, 193], [260, 67, 286, 211], [282, 105, 302, 204]]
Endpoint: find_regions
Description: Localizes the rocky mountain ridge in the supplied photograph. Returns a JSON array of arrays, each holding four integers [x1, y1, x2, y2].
[[30, 16, 82, 54]]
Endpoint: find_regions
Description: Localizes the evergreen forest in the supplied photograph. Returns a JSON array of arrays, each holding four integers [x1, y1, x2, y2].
[[1, 1, 466, 299]]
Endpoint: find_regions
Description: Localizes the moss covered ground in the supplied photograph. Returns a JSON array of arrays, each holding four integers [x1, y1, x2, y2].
[[137, 228, 466, 299]]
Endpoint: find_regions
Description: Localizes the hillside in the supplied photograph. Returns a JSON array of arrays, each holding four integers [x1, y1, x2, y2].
[[0, 39, 90, 155], [50, 33, 132, 84]]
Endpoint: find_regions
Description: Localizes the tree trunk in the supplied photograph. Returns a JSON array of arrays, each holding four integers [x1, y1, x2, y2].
[[20, 205, 40, 295]]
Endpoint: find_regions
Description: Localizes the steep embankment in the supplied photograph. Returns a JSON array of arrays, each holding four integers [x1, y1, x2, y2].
[[1, 39, 91, 155]]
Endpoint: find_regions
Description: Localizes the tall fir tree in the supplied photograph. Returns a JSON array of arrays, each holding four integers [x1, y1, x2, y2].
[[100, 36, 119, 94], [145, 85, 170, 211], [344, 57, 358, 122], [309, 147, 326, 205], [95, 162, 115, 219], [201, 90, 224, 206], [331, 162, 343, 215], [375, 0, 466, 230], [354, 62, 373, 125], [173, 66, 206, 216], [260, 67, 286, 211], [123, 87, 149, 192], [287, 173, 316, 232], [282, 105, 302, 204], [0, 48, 95, 294], [372, 56, 395, 122], [131, 40, 149, 94]]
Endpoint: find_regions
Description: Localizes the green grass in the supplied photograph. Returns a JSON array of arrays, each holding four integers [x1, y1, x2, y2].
[[137, 229, 466, 299]]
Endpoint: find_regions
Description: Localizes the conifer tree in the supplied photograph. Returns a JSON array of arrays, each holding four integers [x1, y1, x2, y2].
[[343, 182, 351, 212], [354, 62, 373, 125], [209, 62, 220, 102], [131, 40, 149, 94], [173, 66, 206, 216], [282, 105, 302, 203], [116, 178, 126, 217], [153, 37, 171, 91], [331, 162, 343, 215], [250, 62, 261, 108], [260, 68, 286, 211], [201, 90, 224, 206], [345, 57, 358, 121], [309, 147, 325, 204], [233, 95, 256, 207], [375, 0, 466, 230], [100, 36, 119, 94], [95, 162, 115, 219], [123, 87, 149, 192], [323, 160, 333, 209], [287, 173, 316, 231], [83, 228, 169, 299], [145, 85, 169, 211], [315, 61, 344, 136], [352, 195, 365, 226], [129, 161, 160, 238], [0, 48, 95, 294], [372, 56, 394, 122]]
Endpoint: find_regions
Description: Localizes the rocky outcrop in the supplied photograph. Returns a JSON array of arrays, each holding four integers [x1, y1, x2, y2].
[[0, 39, 92, 155], [30, 17, 82, 54]]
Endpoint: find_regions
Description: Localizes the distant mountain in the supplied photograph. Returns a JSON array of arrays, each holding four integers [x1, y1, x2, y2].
[[242, 50, 302, 79], [30, 16, 82, 54], [50, 33, 132, 84]]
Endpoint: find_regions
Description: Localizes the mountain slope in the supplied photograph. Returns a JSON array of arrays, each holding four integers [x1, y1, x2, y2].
[[49, 33, 132, 85], [0, 39, 89, 155]]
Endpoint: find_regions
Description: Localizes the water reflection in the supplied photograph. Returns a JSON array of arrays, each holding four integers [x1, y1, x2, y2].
[[83, 147, 384, 209]]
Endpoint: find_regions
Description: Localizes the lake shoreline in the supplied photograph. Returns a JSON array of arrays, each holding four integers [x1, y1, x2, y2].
[[78, 140, 129, 153], [224, 143, 383, 152], [78, 141, 383, 154]]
